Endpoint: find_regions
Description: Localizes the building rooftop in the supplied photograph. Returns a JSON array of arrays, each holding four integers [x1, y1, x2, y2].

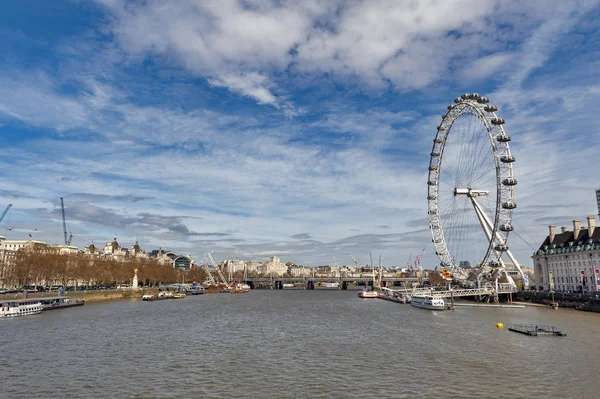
[[536, 218, 600, 255]]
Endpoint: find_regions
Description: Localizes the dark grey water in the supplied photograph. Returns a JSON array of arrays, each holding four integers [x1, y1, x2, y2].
[[1, 289, 600, 399]]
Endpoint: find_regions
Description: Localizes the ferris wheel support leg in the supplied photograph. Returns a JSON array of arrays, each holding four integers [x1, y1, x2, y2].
[[470, 197, 501, 292], [470, 197, 494, 243], [470, 198, 526, 288]]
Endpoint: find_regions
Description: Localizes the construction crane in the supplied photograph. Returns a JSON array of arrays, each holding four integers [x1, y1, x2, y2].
[[207, 252, 230, 289], [0, 204, 12, 225], [406, 253, 413, 271], [200, 253, 217, 285], [60, 197, 73, 246], [413, 246, 426, 273], [203, 252, 230, 289]]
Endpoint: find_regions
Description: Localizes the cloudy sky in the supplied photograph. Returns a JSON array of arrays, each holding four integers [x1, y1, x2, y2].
[[1, 0, 599, 267]]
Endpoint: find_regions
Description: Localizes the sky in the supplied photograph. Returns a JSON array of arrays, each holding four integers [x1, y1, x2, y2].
[[1, 0, 599, 268]]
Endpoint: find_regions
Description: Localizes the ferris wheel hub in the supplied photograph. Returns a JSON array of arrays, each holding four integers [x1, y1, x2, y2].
[[453, 188, 489, 197]]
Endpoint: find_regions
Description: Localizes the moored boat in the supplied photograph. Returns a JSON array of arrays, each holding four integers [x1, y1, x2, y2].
[[173, 292, 186, 299], [0, 299, 44, 318], [158, 291, 175, 299], [185, 285, 205, 295], [358, 289, 378, 299], [39, 296, 84, 310], [324, 282, 339, 289], [410, 295, 445, 310]]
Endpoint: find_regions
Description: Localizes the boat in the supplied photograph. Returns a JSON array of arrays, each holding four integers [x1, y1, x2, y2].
[[141, 294, 155, 301], [235, 283, 251, 291], [173, 292, 186, 299], [230, 283, 250, 294], [158, 291, 174, 299], [0, 299, 44, 318], [410, 295, 445, 310], [282, 283, 295, 289], [39, 296, 84, 310], [324, 282, 339, 289], [185, 285, 205, 295], [358, 289, 378, 299]]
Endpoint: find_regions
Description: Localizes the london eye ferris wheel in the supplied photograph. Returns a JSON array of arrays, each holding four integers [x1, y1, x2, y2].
[[427, 93, 525, 286]]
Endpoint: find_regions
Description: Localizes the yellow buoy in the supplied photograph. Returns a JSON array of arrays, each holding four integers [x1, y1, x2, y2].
[[497, 322, 504, 329]]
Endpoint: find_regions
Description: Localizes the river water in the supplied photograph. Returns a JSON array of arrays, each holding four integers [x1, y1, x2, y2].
[[2, 289, 600, 399]]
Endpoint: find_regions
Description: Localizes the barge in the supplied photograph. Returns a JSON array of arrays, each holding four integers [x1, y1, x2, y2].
[[39, 296, 84, 311], [508, 324, 567, 337]]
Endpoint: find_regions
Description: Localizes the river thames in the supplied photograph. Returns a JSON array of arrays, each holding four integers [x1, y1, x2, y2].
[[2, 289, 600, 398]]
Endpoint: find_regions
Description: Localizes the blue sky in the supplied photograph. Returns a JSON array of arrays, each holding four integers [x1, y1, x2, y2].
[[1, 0, 599, 267]]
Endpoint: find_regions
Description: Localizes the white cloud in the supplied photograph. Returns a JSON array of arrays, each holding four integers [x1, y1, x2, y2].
[[458, 52, 514, 82], [2, 0, 600, 267], [95, 0, 600, 107]]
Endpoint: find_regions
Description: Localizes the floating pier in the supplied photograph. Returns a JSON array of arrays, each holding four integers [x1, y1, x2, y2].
[[508, 324, 567, 337], [454, 303, 525, 308]]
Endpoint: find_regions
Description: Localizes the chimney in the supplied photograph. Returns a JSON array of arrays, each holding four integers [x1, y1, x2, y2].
[[561, 226, 567, 233], [588, 216, 596, 237], [573, 220, 581, 240], [548, 225, 556, 243]]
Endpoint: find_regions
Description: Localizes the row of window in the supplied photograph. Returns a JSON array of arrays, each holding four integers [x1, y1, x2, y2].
[[552, 275, 598, 284]]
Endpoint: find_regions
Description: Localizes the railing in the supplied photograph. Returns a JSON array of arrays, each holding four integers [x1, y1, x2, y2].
[[243, 276, 421, 282], [384, 284, 516, 298]]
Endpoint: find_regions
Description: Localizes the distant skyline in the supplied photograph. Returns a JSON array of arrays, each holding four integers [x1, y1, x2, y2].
[[1, 0, 599, 267]]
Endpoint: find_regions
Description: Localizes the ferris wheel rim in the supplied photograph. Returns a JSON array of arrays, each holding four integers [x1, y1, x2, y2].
[[427, 93, 516, 278]]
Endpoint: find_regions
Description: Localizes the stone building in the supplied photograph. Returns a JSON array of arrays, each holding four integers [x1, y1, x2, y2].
[[0, 237, 75, 287], [289, 265, 313, 277], [260, 256, 288, 276], [222, 259, 261, 275], [532, 216, 600, 292]]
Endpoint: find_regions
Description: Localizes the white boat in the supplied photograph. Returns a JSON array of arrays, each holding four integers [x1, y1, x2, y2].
[[410, 295, 445, 310], [0, 299, 44, 318], [235, 283, 251, 291], [358, 290, 378, 299], [185, 285, 205, 295], [282, 283, 295, 289], [324, 282, 339, 288], [157, 291, 174, 299]]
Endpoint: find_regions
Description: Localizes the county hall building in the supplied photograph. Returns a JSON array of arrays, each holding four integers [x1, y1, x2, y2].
[[533, 216, 600, 292]]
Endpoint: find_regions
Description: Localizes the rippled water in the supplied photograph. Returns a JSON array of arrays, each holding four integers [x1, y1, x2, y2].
[[2, 289, 600, 398]]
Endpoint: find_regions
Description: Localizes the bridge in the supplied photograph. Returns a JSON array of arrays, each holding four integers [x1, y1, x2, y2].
[[242, 276, 422, 290]]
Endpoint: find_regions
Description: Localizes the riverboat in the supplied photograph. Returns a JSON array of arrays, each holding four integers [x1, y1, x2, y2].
[[39, 297, 84, 310], [358, 290, 378, 299], [0, 299, 44, 318], [324, 282, 339, 289], [173, 292, 186, 299], [142, 294, 155, 301], [158, 291, 174, 299], [410, 295, 445, 310], [282, 283, 295, 289], [185, 285, 205, 295]]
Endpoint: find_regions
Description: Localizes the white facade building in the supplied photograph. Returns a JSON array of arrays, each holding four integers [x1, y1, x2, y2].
[[290, 265, 313, 277], [222, 259, 261, 275], [532, 216, 600, 292], [261, 256, 288, 276]]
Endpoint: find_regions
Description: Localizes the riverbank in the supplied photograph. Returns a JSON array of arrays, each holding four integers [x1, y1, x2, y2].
[[1, 288, 160, 302]]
